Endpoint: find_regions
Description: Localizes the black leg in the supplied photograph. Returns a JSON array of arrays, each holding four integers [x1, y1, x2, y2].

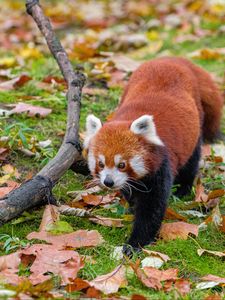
[[121, 157, 172, 256], [174, 139, 201, 197]]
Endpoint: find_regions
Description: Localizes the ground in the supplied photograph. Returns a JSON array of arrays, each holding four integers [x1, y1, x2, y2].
[[0, 0, 225, 299]]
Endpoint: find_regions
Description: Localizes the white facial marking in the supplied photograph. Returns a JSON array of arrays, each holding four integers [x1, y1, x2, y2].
[[114, 154, 122, 165], [84, 114, 102, 149], [100, 167, 128, 189], [88, 150, 96, 173], [98, 154, 105, 164], [130, 115, 164, 146], [130, 155, 148, 178]]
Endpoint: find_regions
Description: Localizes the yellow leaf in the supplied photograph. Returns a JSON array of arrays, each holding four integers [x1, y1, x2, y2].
[[19, 47, 42, 59], [0, 57, 17, 68]]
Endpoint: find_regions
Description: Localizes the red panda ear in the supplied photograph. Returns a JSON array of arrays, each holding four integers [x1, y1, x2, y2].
[[130, 115, 164, 146], [84, 114, 102, 148]]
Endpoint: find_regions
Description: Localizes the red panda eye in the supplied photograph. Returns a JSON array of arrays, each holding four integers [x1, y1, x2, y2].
[[118, 162, 126, 169], [98, 161, 104, 169]]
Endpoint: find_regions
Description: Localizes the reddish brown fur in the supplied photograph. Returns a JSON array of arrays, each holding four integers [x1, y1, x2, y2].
[[91, 57, 223, 176]]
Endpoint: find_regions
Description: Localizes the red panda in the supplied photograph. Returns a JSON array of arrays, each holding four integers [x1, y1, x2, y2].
[[84, 57, 223, 255]]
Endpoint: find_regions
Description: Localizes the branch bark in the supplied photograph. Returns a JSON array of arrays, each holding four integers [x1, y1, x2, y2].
[[0, 0, 87, 225]]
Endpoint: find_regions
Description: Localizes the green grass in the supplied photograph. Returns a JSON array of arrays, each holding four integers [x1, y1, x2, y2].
[[0, 3, 225, 299]]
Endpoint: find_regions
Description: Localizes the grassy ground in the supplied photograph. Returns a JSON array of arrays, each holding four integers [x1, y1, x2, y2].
[[0, 1, 225, 299]]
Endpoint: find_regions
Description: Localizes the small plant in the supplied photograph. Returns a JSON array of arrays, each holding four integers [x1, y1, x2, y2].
[[0, 233, 30, 253]]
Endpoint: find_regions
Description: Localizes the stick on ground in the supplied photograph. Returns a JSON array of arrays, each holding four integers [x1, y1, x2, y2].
[[0, 0, 87, 225]]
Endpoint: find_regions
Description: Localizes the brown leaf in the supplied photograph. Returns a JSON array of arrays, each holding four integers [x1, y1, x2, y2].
[[89, 265, 127, 294], [164, 208, 187, 221], [0, 180, 20, 198], [0, 75, 31, 91], [131, 295, 148, 300], [10, 102, 52, 118], [90, 215, 124, 227], [111, 55, 141, 72], [142, 249, 170, 262], [204, 294, 222, 300], [132, 261, 178, 290], [205, 204, 222, 228], [85, 286, 101, 299], [207, 190, 225, 200], [195, 183, 208, 202], [22, 244, 83, 285], [197, 249, 225, 258], [66, 278, 90, 292], [201, 274, 225, 284], [0, 148, 9, 161], [27, 229, 103, 249], [174, 279, 191, 296], [160, 221, 199, 241], [82, 194, 115, 206], [39, 205, 59, 232], [0, 252, 21, 271]]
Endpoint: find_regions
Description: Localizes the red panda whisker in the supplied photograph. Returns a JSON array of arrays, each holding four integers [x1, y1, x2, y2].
[[127, 177, 149, 191], [126, 181, 151, 193]]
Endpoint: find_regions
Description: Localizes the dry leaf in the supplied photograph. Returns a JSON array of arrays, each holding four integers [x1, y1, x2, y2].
[[27, 229, 103, 249], [0, 181, 20, 198], [164, 208, 187, 221], [0, 252, 21, 271], [196, 274, 225, 290], [89, 215, 124, 227], [66, 278, 90, 292], [207, 190, 225, 200], [89, 265, 127, 294], [197, 249, 225, 258], [0, 75, 31, 91], [142, 249, 170, 262], [160, 221, 199, 241], [39, 205, 59, 232], [111, 55, 141, 72], [10, 102, 52, 118], [174, 279, 191, 296], [22, 244, 83, 285], [195, 183, 208, 202], [205, 204, 222, 228], [0, 148, 9, 161], [132, 261, 178, 290]]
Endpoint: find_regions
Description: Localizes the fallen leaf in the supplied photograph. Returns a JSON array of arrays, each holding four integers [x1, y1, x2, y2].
[[164, 208, 187, 221], [207, 190, 225, 200], [195, 182, 208, 202], [160, 221, 198, 241], [197, 249, 225, 258], [89, 265, 127, 294], [204, 294, 222, 300], [82, 194, 115, 206], [2, 164, 20, 178], [0, 148, 9, 161], [181, 210, 206, 218], [141, 257, 164, 269], [89, 215, 124, 227], [111, 55, 141, 72], [10, 102, 52, 118], [0, 180, 20, 198], [66, 278, 90, 292], [39, 205, 59, 232], [142, 249, 170, 262], [132, 261, 178, 290], [0, 75, 31, 91], [22, 244, 83, 285], [174, 279, 191, 296], [0, 252, 21, 271], [131, 295, 147, 300], [196, 274, 225, 290], [27, 229, 103, 249], [205, 204, 222, 228]]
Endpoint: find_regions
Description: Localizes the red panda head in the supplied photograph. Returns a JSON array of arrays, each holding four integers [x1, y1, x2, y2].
[[84, 114, 164, 190]]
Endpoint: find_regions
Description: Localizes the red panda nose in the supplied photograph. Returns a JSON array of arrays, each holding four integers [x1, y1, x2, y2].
[[104, 176, 114, 188]]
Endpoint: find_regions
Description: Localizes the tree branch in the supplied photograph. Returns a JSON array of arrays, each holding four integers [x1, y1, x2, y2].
[[0, 0, 86, 225]]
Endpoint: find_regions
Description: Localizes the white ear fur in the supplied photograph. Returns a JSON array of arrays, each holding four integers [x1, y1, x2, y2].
[[83, 114, 102, 148], [130, 115, 164, 146]]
